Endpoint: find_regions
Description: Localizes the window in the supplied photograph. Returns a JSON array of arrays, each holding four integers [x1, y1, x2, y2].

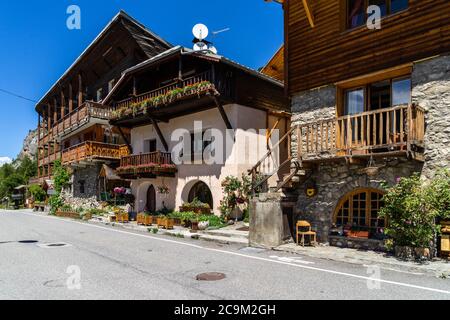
[[144, 139, 157, 153], [96, 88, 103, 102], [342, 76, 411, 115], [334, 189, 386, 236], [392, 78, 411, 106], [346, 0, 409, 29], [79, 181, 85, 195]]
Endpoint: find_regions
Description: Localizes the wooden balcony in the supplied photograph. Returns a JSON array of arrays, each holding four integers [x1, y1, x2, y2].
[[117, 151, 177, 179], [51, 101, 114, 138], [110, 71, 232, 127], [296, 104, 425, 162], [61, 141, 130, 165]]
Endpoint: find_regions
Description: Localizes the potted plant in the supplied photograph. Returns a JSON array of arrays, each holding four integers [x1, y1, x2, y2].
[[143, 213, 153, 226], [190, 219, 199, 233]]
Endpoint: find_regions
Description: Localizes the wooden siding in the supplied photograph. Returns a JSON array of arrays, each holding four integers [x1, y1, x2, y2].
[[286, 0, 450, 94]]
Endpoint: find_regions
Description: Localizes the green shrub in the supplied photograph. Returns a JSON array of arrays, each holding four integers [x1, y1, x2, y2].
[[48, 195, 64, 215], [379, 174, 439, 248], [29, 184, 46, 202]]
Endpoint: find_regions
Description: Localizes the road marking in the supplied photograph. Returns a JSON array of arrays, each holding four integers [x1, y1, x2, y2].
[[270, 255, 316, 265], [18, 211, 450, 296]]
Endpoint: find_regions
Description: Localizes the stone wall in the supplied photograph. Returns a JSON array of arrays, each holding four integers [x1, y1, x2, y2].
[[293, 159, 423, 242], [286, 54, 450, 244], [412, 54, 450, 179], [291, 85, 336, 158], [72, 164, 102, 199]]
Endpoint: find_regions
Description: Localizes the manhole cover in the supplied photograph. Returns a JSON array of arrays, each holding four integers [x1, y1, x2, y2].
[[18, 240, 39, 244], [196, 272, 226, 281], [38, 243, 71, 248]]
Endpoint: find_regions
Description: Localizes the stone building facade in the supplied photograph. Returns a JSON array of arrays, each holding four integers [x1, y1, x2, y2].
[[290, 54, 450, 244]]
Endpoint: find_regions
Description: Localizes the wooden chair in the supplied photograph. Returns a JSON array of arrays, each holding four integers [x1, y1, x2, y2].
[[296, 221, 317, 247]]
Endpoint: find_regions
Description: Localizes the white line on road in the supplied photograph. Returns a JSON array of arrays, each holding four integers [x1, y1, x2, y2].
[[18, 212, 450, 296]]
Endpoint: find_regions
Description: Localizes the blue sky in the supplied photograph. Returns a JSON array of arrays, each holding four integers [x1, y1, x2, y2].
[[0, 0, 283, 160]]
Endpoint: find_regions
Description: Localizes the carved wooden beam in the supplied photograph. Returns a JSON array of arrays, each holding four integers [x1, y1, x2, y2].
[[213, 96, 233, 130], [302, 0, 315, 28], [151, 118, 169, 152], [117, 127, 133, 154]]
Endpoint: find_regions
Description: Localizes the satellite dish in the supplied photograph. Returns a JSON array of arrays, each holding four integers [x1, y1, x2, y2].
[[208, 46, 218, 54], [193, 42, 206, 51], [192, 24, 209, 41]]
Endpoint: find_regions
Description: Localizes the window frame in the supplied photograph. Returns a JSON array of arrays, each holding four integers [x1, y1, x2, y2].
[[333, 188, 387, 234], [344, 0, 409, 30]]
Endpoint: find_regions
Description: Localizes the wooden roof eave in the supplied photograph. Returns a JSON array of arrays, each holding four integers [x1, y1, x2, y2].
[[35, 10, 173, 113]]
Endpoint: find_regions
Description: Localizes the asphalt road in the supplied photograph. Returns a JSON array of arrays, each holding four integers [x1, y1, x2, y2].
[[1, 209, 449, 300]]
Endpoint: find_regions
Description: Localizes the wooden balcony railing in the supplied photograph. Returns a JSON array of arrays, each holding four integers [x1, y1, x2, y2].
[[61, 141, 129, 164], [50, 101, 113, 138], [117, 151, 177, 177], [296, 104, 425, 160], [114, 71, 214, 112]]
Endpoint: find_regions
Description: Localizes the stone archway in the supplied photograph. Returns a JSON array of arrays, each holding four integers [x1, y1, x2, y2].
[[187, 181, 213, 209]]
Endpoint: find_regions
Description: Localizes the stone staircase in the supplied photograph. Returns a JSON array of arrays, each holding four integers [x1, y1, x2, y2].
[[198, 226, 249, 245]]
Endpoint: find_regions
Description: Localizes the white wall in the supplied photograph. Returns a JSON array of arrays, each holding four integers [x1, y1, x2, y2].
[[130, 104, 281, 215]]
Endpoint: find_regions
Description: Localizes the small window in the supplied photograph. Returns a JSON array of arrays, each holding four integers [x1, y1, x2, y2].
[[390, 0, 408, 14], [347, 0, 366, 29], [96, 88, 103, 102], [345, 89, 365, 115], [346, 0, 409, 29], [144, 139, 157, 153], [392, 78, 411, 106], [79, 181, 85, 194]]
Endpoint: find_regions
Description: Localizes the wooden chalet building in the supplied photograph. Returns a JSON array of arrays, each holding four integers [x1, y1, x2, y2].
[[255, 0, 450, 249], [103, 46, 289, 214], [35, 11, 172, 198]]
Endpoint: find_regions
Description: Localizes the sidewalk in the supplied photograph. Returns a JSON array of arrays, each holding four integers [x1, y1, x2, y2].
[[275, 242, 450, 277]]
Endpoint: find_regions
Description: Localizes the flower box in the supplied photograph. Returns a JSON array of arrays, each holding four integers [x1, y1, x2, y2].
[[179, 206, 211, 215], [116, 213, 129, 223], [348, 231, 370, 239], [143, 215, 153, 226]]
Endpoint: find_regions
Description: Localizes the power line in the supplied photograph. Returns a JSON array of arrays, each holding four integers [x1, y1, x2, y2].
[[0, 88, 38, 103]]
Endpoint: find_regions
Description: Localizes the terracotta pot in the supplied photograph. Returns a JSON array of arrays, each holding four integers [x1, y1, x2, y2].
[[229, 207, 243, 220], [143, 215, 153, 226], [191, 221, 199, 233]]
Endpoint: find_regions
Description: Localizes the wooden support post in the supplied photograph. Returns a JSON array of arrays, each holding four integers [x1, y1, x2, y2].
[[118, 127, 133, 154], [151, 118, 169, 152], [213, 96, 233, 130], [69, 83, 73, 113], [78, 74, 83, 108], [47, 104, 52, 133], [61, 90, 65, 119], [178, 56, 183, 81], [132, 76, 137, 96]]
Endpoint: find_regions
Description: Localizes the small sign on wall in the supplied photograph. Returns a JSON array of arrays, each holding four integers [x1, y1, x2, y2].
[[305, 180, 317, 198]]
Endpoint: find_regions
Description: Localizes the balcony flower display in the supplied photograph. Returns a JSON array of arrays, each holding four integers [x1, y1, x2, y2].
[[111, 80, 218, 121]]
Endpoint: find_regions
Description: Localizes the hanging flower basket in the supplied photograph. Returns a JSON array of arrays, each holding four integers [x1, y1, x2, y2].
[[363, 166, 380, 177], [157, 186, 170, 195]]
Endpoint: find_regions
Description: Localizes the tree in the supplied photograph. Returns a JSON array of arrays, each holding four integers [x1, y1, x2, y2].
[[53, 160, 70, 193]]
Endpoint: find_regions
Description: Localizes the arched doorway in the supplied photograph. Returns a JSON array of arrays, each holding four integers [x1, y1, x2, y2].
[[146, 185, 156, 213], [333, 188, 386, 236], [188, 181, 213, 209]]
